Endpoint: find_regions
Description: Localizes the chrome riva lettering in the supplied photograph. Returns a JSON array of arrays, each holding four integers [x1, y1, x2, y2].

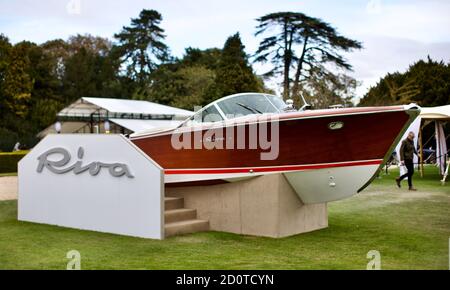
[[36, 147, 134, 178]]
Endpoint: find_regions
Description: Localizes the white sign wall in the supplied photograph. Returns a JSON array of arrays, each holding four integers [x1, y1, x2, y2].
[[18, 134, 164, 239]]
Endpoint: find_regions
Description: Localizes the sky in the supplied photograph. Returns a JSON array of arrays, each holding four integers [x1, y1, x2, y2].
[[1, 0, 450, 101]]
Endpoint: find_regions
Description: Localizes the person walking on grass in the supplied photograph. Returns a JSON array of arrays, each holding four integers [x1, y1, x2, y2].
[[396, 131, 418, 191]]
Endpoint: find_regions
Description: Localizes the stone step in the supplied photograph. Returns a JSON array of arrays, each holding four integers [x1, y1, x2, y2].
[[165, 208, 197, 224], [164, 196, 184, 210], [165, 219, 209, 237]]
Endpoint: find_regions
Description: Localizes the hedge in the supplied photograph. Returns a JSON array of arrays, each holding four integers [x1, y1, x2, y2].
[[0, 151, 29, 173]]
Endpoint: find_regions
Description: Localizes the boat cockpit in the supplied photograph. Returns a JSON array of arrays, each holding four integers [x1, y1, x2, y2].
[[131, 93, 289, 138], [180, 93, 288, 127]]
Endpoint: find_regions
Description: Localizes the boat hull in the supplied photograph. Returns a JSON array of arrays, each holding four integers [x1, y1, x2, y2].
[[284, 161, 381, 203], [131, 105, 419, 203]]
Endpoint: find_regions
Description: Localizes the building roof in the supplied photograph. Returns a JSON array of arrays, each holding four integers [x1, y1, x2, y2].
[[58, 97, 193, 120]]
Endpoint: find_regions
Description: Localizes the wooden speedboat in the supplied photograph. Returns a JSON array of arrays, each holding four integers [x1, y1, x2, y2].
[[131, 93, 420, 203]]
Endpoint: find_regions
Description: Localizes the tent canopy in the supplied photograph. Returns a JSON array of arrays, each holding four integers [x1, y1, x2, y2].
[[58, 97, 193, 120], [420, 104, 450, 120], [82, 97, 193, 117], [38, 97, 193, 137], [418, 105, 449, 177], [109, 119, 182, 133], [395, 104, 449, 177]]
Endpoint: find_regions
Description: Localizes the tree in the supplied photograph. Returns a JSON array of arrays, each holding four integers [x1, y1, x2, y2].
[[208, 33, 262, 103], [0, 34, 11, 82], [52, 35, 127, 102], [139, 36, 265, 109], [254, 12, 362, 103], [179, 47, 222, 70], [0, 34, 12, 114], [0, 33, 134, 151], [168, 66, 216, 109], [0, 39, 63, 150], [139, 61, 216, 109], [41, 39, 70, 84], [359, 57, 450, 107], [405, 57, 450, 106], [301, 69, 358, 108], [114, 9, 169, 84], [25, 42, 65, 128], [2, 42, 34, 117], [63, 47, 98, 100], [67, 34, 112, 56], [384, 75, 420, 104]]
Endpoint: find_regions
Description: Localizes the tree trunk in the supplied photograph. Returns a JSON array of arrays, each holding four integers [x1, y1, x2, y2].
[[283, 60, 290, 100], [292, 37, 309, 103], [138, 48, 146, 84], [282, 20, 290, 100]]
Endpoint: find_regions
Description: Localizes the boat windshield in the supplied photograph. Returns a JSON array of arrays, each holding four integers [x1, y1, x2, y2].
[[181, 93, 287, 127], [217, 93, 286, 118]]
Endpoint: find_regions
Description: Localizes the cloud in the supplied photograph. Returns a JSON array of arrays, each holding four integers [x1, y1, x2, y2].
[[346, 36, 450, 99], [1, 0, 449, 99], [351, 0, 450, 42]]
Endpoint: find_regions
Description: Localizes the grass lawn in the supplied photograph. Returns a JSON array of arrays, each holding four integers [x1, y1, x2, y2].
[[0, 166, 448, 269], [0, 172, 17, 177]]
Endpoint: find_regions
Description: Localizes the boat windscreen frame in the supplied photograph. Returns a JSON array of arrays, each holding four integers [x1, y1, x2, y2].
[[178, 93, 285, 128]]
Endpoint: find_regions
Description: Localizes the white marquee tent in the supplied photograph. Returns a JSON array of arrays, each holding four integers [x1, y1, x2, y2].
[[38, 97, 193, 137], [396, 104, 449, 182], [420, 105, 450, 120]]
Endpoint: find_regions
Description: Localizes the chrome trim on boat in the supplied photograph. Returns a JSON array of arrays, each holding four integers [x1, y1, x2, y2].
[[130, 106, 410, 140]]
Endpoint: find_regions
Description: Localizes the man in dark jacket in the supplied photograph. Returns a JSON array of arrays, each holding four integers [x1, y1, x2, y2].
[[396, 131, 418, 191]]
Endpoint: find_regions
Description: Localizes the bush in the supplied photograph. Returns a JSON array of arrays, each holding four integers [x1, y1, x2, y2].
[[0, 151, 29, 173], [0, 127, 19, 152]]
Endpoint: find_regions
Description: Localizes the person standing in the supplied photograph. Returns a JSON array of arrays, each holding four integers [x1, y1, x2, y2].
[[13, 142, 20, 152], [396, 131, 418, 191]]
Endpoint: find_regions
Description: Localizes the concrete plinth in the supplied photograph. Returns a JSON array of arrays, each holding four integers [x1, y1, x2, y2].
[[166, 174, 328, 238]]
